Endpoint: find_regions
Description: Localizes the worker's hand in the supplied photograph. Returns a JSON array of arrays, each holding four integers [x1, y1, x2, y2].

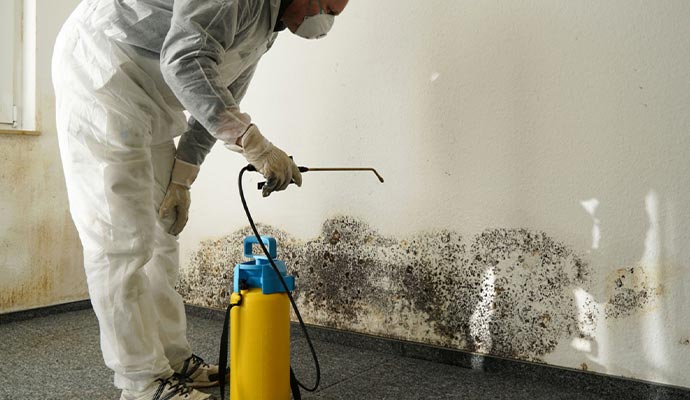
[[230, 125, 302, 197], [159, 183, 190, 235], [159, 159, 199, 235]]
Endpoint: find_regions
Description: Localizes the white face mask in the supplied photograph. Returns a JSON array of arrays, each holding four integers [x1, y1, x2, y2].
[[295, 1, 335, 39]]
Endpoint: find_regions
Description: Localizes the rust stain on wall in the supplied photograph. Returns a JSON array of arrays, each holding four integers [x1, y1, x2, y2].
[[178, 216, 660, 362]]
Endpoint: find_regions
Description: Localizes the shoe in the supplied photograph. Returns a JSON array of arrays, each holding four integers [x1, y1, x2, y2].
[[173, 354, 226, 388], [119, 375, 213, 400]]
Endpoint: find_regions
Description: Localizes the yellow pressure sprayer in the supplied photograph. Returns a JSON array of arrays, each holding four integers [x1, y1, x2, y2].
[[218, 235, 301, 400], [231, 236, 294, 399], [218, 164, 384, 400]]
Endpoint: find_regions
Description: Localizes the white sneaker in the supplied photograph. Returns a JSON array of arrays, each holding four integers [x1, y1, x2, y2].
[[119, 375, 213, 400], [173, 354, 225, 388]]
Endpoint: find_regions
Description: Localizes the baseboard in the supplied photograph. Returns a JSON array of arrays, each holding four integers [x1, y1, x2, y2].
[[0, 299, 92, 324]]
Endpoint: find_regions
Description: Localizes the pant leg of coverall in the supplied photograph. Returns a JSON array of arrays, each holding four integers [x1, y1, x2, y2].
[[55, 102, 174, 391], [146, 141, 193, 368], [52, 12, 188, 391]]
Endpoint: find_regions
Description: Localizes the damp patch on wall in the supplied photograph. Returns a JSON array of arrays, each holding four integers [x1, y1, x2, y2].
[[177, 216, 658, 362]]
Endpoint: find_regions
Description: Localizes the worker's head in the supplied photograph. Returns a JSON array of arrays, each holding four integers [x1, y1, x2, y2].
[[283, 0, 349, 39]]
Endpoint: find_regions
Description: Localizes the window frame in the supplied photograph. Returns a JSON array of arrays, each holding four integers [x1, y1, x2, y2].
[[0, 0, 19, 127]]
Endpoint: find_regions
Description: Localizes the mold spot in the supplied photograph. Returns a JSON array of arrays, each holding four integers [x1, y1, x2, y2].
[[403, 228, 589, 360], [605, 267, 656, 319], [178, 217, 590, 363], [329, 229, 341, 245]]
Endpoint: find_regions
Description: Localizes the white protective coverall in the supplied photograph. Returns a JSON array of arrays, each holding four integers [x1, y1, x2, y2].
[[52, 0, 285, 391]]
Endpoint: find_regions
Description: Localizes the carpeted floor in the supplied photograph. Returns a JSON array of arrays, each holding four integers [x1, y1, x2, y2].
[[0, 308, 684, 400]]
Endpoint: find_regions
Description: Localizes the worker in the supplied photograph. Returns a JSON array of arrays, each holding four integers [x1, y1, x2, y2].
[[51, 0, 348, 399]]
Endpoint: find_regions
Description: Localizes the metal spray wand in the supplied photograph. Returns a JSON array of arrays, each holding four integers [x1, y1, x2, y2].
[[257, 166, 385, 191]]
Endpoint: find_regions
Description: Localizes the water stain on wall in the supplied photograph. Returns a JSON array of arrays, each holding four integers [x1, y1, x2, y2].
[[178, 216, 658, 362], [0, 269, 55, 311], [0, 221, 57, 311], [0, 166, 85, 313]]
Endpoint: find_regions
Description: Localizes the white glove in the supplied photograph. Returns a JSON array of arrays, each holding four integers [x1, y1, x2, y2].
[[159, 159, 199, 235], [229, 125, 302, 197]]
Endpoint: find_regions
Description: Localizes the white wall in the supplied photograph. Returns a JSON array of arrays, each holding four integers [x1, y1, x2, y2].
[[4, 0, 688, 390], [0, 0, 87, 313], [181, 0, 690, 388]]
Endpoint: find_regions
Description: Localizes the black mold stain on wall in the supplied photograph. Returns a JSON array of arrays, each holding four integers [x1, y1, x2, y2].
[[291, 217, 399, 327], [402, 228, 589, 360], [177, 216, 653, 362], [605, 267, 656, 318]]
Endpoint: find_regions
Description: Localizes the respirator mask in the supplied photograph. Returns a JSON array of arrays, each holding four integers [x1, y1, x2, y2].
[[295, 0, 335, 39]]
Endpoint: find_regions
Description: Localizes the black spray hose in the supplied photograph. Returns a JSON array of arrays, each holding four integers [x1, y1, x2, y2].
[[220, 163, 383, 400], [238, 164, 321, 392], [218, 165, 319, 400]]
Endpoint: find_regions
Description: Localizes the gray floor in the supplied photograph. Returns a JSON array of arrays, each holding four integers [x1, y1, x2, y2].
[[0, 308, 667, 399]]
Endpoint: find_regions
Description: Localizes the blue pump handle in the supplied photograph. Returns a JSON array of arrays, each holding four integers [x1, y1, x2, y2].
[[243, 235, 277, 259]]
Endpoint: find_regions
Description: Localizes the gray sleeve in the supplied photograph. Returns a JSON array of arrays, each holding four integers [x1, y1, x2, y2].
[[160, 0, 248, 143], [175, 117, 218, 166], [175, 61, 260, 166], [227, 60, 259, 106]]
